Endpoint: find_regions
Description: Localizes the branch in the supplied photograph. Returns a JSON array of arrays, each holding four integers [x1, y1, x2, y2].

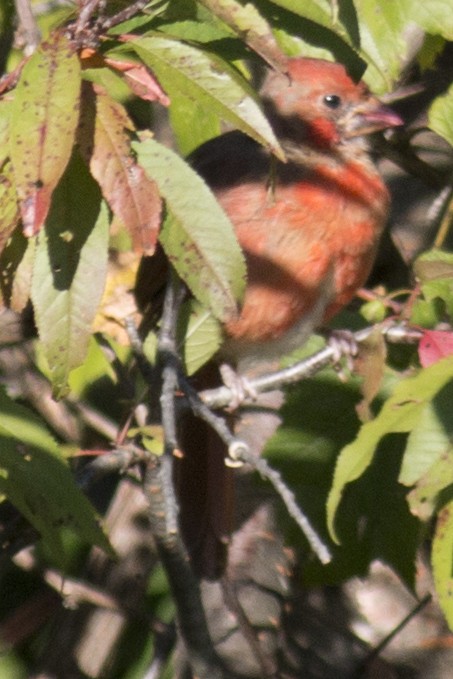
[[100, 0, 150, 31], [14, 547, 119, 611], [73, 0, 101, 36], [228, 442, 332, 564], [76, 446, 150, 490], [357, 594, 432, 674], [142, 621, 177, 679], [144, 460, 225, 679], [200, 323, 423, 410], [14, 0, 41, 54], [134, 277, 226, 679]]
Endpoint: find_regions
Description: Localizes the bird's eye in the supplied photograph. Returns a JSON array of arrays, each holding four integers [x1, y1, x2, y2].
[[323, 94, 342, 109]]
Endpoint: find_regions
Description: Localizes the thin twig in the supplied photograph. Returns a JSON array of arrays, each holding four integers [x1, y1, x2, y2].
[[14, 0, 41, 54], [69, 398, 119, 441], [353, 594, 432, 677], [142, 621, 177, 679], [376, 134, 447, 190], [229, 444, 332, 564], [178, 373, 245, 456], [100, 0, 150, 31], [220, 575, 278, 676], [200, 323, 423, 410], [76, 446, 150, 490], [14, 547, 119, 611], [74, 0, 100, 36]]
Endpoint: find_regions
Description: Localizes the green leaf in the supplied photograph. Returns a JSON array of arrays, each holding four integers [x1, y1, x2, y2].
[[429, 84, 453, 148], [31, 153, 109, 398], [168, 89, 221, 155], [264, 370, 419, 585], [400, 380, 453, 486], [197, 0, 286, 70], [0, 102, 20, 259], [9, 33, 81, 235], [327, 357, 453, 543], [432, 501, 453, 631], [128, 34, 283, 158], [408, 0, 453, 41], [269, 0, 355, 45], [0, 158, 20, 257], [353, 0, 411, 93], [68, 335, 117, 397], [414, 249, 453, 283], [134, 137, 246, 322], [177, 298, 223, 375], [410, 298, 443, 329], [106, 0, 169, 34], [7, 233, 35, 312], [0, 99, 11, 165], [0, 388, 111, 565], [407, 451, 453, 521], [414, 249, 453, 318], [154, 19, 232, 43], [264, 371, 361, 580]]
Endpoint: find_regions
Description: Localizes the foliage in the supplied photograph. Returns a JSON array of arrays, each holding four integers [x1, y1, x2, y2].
[[1, 0, 453, 676]]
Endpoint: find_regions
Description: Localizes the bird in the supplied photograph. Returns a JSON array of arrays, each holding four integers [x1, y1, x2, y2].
[[172, 57, 402, 579], [190, 57, 402, 373]]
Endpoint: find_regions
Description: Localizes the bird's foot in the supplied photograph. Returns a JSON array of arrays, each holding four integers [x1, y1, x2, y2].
[[323, 328, 359, 375], [219, 363, 258, 410]]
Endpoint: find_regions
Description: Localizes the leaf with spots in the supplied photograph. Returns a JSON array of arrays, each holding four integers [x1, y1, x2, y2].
[[0, 160, 20, 258], [0, 101, 20, 258], [127, 35, 283, 159], [135, 137, 246, 322], [432, 501, 453, 631], [9, 33, 81, 236], [31, 152, 109, 398], [0, 387, 111, 567], [78, 83, 161, 255]]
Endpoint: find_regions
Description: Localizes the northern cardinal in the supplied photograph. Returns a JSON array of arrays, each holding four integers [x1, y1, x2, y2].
[[173, 57, 402, 579], [190, 57, 402, 370]]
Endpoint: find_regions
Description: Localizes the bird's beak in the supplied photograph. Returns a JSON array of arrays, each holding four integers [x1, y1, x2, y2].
[[344, 99, 403, 138]]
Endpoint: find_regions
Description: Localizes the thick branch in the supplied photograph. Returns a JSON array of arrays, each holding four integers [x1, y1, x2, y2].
[[144, 460, 225, 679], [136, 277, 226, 679]]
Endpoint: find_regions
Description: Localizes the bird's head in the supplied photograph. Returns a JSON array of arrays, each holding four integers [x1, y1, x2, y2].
[[261, 58, 402, 151]]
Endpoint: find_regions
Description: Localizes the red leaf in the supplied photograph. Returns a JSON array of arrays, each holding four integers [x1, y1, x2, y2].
[[104, 57, 170, 105], [20, 186, 52, 238], [80, 49, 170, 106], [78, 83, 161, 255], [419, 330, 453, 367], [0, 57, 27, 95]]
